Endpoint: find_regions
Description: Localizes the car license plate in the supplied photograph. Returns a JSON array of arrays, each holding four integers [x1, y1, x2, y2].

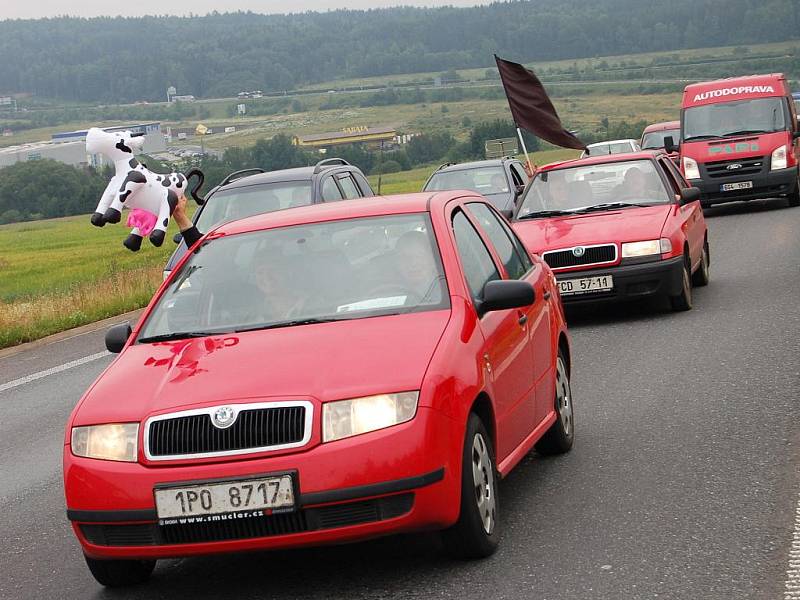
[[558, 275, 613, 296], [721, 181, 753, 192], [155, 474, 295, 521]]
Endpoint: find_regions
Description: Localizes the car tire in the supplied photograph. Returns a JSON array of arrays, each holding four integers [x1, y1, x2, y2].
[[691, 240, 710, 287], [535, 352, 574, 456], [84, 555, 156, 587], [442, 413, 499, 559], [669, 253, 693, 311]]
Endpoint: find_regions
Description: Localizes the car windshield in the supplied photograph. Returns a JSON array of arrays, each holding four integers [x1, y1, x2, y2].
[[683, 97, 787, 140], [641, 129, 680, 150], [517, 159, 670, 216], [585, 142, 634, 156], [425, 166, 510, 195], [138, 213, 450, 341], [195, 181, 313, 231]]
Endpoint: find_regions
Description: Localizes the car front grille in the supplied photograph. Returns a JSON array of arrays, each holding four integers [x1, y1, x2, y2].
[[542, 244, 617, 270], [147, 402, 309, 460], [704, 156, 765, 179], [79, 494, 414, 547]]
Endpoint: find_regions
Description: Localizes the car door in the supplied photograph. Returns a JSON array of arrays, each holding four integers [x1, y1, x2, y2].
[[465, 201, 554, 427], [661, 157, 704, 266], [450, 206, 535, 460]]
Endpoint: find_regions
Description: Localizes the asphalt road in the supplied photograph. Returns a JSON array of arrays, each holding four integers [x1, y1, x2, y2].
[[1, 197, 799, 599]]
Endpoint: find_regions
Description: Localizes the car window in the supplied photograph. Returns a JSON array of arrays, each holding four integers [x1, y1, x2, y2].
[[352, 172, 373, 196], [518, 159, 671, 216], [642, 129, 680, 150], [426, 166, 510, 195], [451, 210, 500, 302], [195, 182, 313, 231], [466, 202, 531, 279], [337, 174, 361, 199], [510, 163, 529, 185], [658, 159, 682, 195], [139, 213, 450, 340], [321, 176, 344, 201], [662, 157, 690, 190]]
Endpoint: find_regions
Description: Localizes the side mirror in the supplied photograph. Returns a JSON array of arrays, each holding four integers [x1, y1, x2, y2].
[[680, 187, 701, 205], [173, 232, 183, 244], [105, 322, 132, 353], [514, 184, 525, 197], [664, 135, 679, 154], [500, 208, 514, 220], [793, 130, 800, 140], [477, 279, 535, 316]]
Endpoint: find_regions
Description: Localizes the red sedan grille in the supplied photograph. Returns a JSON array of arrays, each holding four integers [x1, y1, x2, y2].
[[542, 244, 617, 270], [147, 405, 306, 459]]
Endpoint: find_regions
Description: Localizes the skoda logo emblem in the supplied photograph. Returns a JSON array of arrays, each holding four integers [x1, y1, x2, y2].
[[726, 163, 742, 170], [212, 406, 236, 429], [572, 246, 586, 258]]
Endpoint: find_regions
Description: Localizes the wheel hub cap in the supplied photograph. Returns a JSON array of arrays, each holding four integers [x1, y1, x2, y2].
[[471, 433, 496, 535], [556, 357, 572, 436]]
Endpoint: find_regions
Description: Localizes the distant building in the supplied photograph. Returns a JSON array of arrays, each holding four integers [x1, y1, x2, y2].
[[292, 125, 397, 149], [0, 122, 166, 169]]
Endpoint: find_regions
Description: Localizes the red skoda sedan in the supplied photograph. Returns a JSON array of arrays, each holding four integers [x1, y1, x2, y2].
[[64, 192, 573, 587], [512, 151, 709, 310]]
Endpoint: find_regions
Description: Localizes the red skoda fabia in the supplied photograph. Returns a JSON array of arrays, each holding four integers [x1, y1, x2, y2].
[[64, 192, 573, 587]]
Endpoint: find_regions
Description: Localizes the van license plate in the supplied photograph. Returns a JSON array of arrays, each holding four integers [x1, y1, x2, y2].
[[721, 181, 753, 192]]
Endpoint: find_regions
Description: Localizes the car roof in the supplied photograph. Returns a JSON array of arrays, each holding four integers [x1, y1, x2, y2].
[[586, 139, 638, 146], [211, 192, 468, 237], [434, 158, 516, 173], [643, 121, 680, 133], [220, 167, 318, 190], [537, 150, 663, 172]]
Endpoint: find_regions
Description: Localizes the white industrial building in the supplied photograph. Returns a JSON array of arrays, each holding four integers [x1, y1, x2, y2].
[[0, 122, 166, 168]]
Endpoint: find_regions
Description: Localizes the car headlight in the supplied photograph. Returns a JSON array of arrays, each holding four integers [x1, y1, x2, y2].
[[323, 392, 419, 443], [683, 156, 700, 180], [771, 145, 787, 170], [71, 423, 139, 462], [621, 238, 672, 258]]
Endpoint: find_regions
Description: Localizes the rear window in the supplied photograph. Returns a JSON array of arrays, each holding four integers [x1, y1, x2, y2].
[[425, 166, 510, 195], [196, 182, 312, 231]]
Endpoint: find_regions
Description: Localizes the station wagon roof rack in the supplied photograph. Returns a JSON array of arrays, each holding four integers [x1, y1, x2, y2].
[[313, 158, 351, 174], [220, 168, 266, 186]]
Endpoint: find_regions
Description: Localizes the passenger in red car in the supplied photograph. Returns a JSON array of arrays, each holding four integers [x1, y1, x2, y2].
[[396, 230, 443, 304]]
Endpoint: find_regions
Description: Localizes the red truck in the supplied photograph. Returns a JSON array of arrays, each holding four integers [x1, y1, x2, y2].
[[673, 74, 800, 208]]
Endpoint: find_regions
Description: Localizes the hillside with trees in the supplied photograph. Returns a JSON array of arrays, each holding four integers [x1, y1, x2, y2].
[[0, 0, 797, 104]]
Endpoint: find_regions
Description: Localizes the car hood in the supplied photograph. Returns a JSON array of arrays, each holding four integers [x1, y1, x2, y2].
[[74, 311, 450, 424], [512, 205, 673, 253]]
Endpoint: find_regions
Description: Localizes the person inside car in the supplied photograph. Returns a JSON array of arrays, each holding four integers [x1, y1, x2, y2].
[[490, 173, 509, 193], [395, 230, 443, 305]]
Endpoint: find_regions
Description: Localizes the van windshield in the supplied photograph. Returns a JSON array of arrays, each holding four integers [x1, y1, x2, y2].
[[683, 97, 787, 141]]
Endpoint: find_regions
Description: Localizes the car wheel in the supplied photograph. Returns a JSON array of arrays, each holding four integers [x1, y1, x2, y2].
[[84, 555, 156, 587], [535, 352, 574, 456], [669, 254, 693, 311], [691, 240, 710, 287], [442, 413, 499, 559]]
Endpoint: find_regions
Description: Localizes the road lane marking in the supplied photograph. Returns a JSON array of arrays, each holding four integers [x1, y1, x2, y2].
[[0, 351, 110, 393], [787, 493, 800, 599]]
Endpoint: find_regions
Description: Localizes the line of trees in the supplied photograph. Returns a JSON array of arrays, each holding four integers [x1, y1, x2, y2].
[[0, 0, 796, 104], [0, 116, 655, 225]]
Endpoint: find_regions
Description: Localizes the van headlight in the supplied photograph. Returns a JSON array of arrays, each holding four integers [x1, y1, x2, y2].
[[683, 156, 700, 180], [621, 238, 672, 258], [771, 145, 788, 170], [71, 423, 139, 462], [323, 392, 419, 442]]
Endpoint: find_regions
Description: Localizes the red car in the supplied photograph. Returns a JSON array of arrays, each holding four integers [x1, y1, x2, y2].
[[511, 151, 709, 310], [64, 192, 573, 587]]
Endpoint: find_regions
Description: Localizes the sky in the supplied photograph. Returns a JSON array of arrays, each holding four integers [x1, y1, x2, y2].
[[1, 0, 495, 20]]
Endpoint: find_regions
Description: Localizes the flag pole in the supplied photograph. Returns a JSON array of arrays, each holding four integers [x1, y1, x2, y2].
[[516, 126, 535, 176]]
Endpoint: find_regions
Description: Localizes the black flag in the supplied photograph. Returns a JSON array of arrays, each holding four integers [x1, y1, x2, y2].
[[495, 55, 586, 151]]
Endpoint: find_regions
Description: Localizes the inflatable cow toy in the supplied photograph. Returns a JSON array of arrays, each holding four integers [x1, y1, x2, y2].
[[87, 127, 204, 251]]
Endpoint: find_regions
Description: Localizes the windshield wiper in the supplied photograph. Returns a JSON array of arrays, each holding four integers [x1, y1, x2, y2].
[[516, 210, 578, 219], [721, 129, 770, 137], [137, 331, 227, 343], [234, 317, 347, 333], [683, 134, 722, 142], [573, 202, 650, 213]]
